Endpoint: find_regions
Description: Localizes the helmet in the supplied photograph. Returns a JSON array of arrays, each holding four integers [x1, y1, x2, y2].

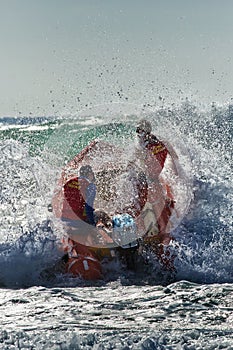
[[136, 119, 152, 134], [80, 165, 93, 177]]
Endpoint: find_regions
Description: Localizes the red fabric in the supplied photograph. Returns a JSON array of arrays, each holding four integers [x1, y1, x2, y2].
[[124, 174, 148, 218], [67, 140, 98, 170], [156, 181, 175, 239], [66, 256, 103, 280], [62, 238, 103, 280], [145, 140, 168, 177], [158, 200, 175, 228], [62, 177, 89, 221]]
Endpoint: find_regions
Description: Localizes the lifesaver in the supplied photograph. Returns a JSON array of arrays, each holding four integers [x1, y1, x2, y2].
[[53, 139, 180, 276], [66, 255, 103, 280]]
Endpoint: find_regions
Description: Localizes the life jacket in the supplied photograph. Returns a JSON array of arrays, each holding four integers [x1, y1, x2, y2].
[[61, 177, 90, 221], [145, 137, 168, 177]]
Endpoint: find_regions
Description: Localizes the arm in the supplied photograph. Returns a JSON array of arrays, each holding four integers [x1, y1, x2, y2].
[[85, 183, 96, 225]]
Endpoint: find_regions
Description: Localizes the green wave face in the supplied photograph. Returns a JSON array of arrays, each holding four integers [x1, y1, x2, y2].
[[0, 118, 135, 164], [43, 121, 135, 167]]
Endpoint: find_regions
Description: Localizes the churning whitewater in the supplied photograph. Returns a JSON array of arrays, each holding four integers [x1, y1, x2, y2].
[[0, 103, 232, 349]]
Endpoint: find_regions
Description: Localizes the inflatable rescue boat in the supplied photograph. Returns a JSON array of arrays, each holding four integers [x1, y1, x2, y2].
[[52, 138, 183, 279]]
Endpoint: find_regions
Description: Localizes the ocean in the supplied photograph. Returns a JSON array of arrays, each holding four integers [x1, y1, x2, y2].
[[0, 102, 232, 349]]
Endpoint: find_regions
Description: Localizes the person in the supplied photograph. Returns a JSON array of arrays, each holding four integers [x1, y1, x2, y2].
[[59, 164, 99, 256], [78, 165, 96, 225], [61, 164, 96, 226], [136, 119, 178, 177], [57, 165, 107, 280], [93, 209, 114, 245], [135, 119, 177, 270], [60, 209, 117, 280]]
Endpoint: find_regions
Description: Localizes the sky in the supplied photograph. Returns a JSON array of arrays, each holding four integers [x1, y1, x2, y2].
[[1, 0, 233, 116]]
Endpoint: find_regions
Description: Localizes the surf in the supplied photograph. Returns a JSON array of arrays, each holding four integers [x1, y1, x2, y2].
[[0, 102, 232, 287]]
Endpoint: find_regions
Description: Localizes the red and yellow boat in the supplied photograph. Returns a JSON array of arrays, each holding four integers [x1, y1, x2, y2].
[[52, 138, 185, 279]]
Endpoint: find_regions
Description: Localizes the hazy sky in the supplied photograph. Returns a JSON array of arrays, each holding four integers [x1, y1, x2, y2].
[[1, 0, 233, 116]]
